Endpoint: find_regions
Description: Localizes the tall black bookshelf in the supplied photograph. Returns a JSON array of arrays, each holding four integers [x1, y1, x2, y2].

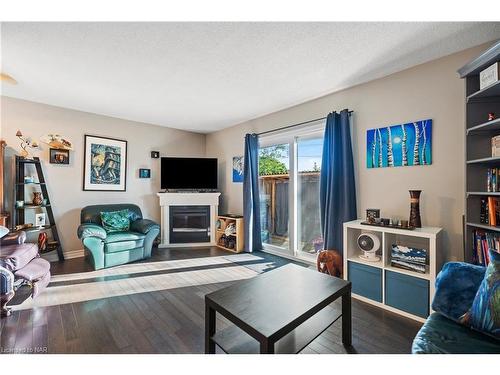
[[13, 156, 64, 261], [458, 40, 500, 264]]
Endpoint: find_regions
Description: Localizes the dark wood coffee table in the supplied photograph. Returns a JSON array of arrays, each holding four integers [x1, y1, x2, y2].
[[205, 263, 352, 354]]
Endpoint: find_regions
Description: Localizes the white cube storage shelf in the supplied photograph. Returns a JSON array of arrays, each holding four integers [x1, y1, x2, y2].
[[343, 220, 443, 322]]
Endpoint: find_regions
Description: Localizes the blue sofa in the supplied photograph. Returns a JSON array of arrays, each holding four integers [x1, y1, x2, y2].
[[412, 262, 500, 353]]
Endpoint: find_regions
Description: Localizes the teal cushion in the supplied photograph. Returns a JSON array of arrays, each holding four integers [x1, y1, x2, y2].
[[104, 231, 145, 253], [100, 209, 130, 233], [461, 250, 500, 340], [412, 313, 500, 353]]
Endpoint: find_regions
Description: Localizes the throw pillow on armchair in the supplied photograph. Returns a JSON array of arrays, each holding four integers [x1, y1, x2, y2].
[[100, 209, 130, 233], [460, 250, 500, 340]]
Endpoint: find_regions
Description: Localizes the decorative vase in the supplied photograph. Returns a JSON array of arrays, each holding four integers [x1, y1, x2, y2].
[[32, 192, 43, 206], [409, 190, 422, 228]]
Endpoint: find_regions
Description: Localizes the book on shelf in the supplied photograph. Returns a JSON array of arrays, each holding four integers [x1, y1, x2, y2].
[[491, 168, 497, 193], [472, 229, 500, 266], [480, 196, 489, 224], [488, 196, 500, 226], [487, 168, 500, 193], [492, 135, 500, 157], [390, 244, 427, 274]]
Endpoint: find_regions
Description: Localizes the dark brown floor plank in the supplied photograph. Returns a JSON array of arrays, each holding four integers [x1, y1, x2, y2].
[[0, 310, 20, 352], [45, 305, 67, 353], [130, 291, 188, 353], [14, 309, 33, 353], [60, 304, 82, 353]]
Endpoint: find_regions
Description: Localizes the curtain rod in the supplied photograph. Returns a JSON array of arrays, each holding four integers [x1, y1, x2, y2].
[[256, 110, 353, 136]]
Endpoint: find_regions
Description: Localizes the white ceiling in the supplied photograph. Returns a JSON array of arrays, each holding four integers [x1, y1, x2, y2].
[[1, 22, 499, 133]]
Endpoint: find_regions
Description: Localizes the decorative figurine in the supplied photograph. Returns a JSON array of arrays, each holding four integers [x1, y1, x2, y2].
[[409, 190, 422, 228], [317, 250, 343, 278], [488, 113, 495, 121], [16, 130, 39, 159], [15, 223, 33, 231], [32, 192, 43, 206], [38, 232, 48, 252], [40, 134, 73, 150]]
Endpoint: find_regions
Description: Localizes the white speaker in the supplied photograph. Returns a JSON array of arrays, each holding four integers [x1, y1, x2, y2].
[[357, 233, 381, 262]]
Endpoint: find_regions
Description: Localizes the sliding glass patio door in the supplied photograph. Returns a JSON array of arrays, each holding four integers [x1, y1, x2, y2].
[[297, 135, 324, 255], [258, 121, 325, 260], [259, 143, 291, 253]]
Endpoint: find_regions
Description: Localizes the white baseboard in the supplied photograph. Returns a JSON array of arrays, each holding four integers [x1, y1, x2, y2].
[[43, 248, 85, 262], [64, 249, 85, 259], [158, 242, 216, 248]]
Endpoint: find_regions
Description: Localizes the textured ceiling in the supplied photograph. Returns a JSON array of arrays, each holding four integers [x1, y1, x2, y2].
[[1, 22, 499, 133]]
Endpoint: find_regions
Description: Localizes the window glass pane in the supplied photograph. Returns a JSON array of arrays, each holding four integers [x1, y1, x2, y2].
[[297, 137, 323, 254], [258, 143, 290, 251]]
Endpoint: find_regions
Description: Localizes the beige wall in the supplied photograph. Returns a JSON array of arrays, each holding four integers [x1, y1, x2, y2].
[[1, 97, 206, 254], [1, 42, 492, 261], [206, 43, 493, 262]]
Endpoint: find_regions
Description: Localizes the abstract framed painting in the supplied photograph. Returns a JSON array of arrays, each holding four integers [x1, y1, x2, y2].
[[232, 156, 244, 183], [83, 135, 128, 191], [367, 119, 432, 168]]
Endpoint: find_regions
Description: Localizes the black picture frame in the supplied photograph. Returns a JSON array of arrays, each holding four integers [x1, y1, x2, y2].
[[49, 148, 70, 164], [83, 135, 128, 192], [151, 151, 160, 159]]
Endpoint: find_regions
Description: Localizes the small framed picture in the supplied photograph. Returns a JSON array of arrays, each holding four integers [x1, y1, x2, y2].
[[35, 213, 46, 228], [151, 151, 160, 159], [232, 156, 244, 183], [49, 148, 70, 164], [139, 168, 151, 178], [366, 208, 380, 223]]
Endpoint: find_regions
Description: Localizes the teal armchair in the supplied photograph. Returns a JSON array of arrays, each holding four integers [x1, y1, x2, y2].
[[77, 204, 160, 270]]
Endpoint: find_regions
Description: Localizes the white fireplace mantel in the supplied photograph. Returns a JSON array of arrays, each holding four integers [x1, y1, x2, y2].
[[157, 192, 221, 248]]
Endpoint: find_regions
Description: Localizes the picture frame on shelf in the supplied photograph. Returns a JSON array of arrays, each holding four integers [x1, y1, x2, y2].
[[35, 213, 46, 228], [366, 208, 380, 223], [49, 148, 70, 164]]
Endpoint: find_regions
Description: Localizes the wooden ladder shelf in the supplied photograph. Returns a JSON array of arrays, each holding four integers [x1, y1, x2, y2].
[[13, 156, 64, 261]]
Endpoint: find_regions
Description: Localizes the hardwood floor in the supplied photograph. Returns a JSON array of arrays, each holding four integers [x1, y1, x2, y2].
[[0, 247, 422, 354]]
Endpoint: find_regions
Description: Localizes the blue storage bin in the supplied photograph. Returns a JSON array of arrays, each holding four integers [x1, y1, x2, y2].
[[348, 261, 382, 302], [385, 270, 429, 318]]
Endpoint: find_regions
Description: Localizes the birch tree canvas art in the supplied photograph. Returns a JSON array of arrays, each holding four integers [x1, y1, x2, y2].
[[367, 119, 432, 168]]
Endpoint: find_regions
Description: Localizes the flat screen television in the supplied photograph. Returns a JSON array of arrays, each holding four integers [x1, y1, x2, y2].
[[161, 157, 218, 190]]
